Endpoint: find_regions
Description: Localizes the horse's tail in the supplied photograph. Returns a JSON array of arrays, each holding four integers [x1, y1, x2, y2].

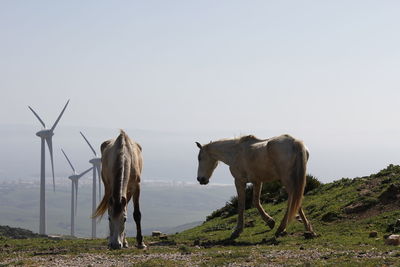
[[286, 140, 308, 222], [92, 130, 128, 219], [92, 189, 109, 219]]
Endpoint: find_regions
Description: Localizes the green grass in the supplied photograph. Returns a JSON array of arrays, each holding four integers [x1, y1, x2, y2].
[[2, 165, 400, 266]]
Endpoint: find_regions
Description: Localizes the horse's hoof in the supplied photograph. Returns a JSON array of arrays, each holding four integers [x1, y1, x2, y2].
[[267, 219, 275, 230], [275, 230, 287, 238], [109, 242, 123, 250], [137, 243, 147, 249], [230, 230, 241, 240], [304, 231, 317, 239]]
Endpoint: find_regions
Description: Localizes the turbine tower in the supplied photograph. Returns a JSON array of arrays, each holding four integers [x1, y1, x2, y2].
[[28, 99, 70, 235], [61, 149, 92, 237], [80, 131, 102, 239]]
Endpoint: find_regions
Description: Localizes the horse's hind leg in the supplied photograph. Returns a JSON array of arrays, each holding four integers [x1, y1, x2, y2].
[[298, 207, 316, 236], [253, 182, 275, 229], [133, 183, 146, 249], [275, 207, 289, 237]]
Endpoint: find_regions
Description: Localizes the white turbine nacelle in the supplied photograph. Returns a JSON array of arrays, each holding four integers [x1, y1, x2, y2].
[[29, 100, 70, 235], [89, 158, 101, 165], [36, 129, 54, 138]]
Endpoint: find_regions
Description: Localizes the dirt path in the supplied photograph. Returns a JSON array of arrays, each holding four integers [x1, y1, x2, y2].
[[3, 246, 399, 266]]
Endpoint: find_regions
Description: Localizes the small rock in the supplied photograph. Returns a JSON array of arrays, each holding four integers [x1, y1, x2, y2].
[[359, 189, 372, 197], [344, 201, 376, 214], [152, 231, 162, 237], [299, 246, 305, 250], [159, 234, 168, 240], [385, 235, 400, 246], [369, 231, 378, 238], [262, 237, 279, 245]]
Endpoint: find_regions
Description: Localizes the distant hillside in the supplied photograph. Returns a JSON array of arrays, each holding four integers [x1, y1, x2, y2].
[[176, 164, 400, 244], [0, 225, 44, 239], [0, 182, 235, 238]]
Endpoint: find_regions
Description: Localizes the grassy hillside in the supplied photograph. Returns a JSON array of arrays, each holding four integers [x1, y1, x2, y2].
[[1, 165, 400, 266], [0, 182, 235, 237], [177, 164, 400, 238]]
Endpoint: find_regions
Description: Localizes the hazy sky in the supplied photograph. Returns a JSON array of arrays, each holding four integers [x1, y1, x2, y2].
[[1, 1, 400, 182]]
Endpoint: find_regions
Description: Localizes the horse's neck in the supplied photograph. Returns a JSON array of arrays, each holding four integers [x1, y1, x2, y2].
[[208, 140, 239, 166]]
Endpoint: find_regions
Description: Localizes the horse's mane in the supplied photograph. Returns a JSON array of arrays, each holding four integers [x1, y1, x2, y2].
[[92, 130, 130, 219], [112, 130, 125, 216], [112, 130, 131, 216], [237, 135, 260, 143]]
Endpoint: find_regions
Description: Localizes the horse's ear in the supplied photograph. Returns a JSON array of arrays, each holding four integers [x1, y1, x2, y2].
[[136, 143, 142, 151], [195, 142, 202, 149], [101, 140, 111, 154]]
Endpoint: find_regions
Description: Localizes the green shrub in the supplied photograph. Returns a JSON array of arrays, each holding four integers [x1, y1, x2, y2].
[[206, 174, 322, 221], [375, 164, 400, 178]]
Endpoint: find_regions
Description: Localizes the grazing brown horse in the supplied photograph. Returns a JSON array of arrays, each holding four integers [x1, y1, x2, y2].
[[195, 134, 315, 239], [93, 130, 146, 249]]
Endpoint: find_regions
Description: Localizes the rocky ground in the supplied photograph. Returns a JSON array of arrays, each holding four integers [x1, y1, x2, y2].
[[2, 242, 400, 266]]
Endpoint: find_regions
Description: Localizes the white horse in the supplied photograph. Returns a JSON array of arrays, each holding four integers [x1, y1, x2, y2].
[[195, 134, 315, 238], [93, 130, 146, 249]]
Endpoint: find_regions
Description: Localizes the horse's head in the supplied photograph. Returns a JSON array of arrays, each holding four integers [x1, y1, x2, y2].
[[108, 196, 127, 249], [195, 142, 218, 185]]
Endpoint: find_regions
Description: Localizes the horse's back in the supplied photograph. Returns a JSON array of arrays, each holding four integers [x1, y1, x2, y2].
[[101, 133, 143, 180], [264, 134, 305, 160], [238, 134, 305, 181]]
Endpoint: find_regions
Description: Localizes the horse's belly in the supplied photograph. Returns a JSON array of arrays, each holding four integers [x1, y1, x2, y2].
[[247, 164, 279, 183]]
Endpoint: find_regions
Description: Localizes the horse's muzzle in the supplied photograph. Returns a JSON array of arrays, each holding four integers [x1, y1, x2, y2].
[[197, 177, 209, 185], [109, 241, 122, 250]]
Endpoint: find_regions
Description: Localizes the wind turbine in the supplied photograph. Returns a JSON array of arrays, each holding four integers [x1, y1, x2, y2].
[[61, 149, 92, 237], [28, 99, 70, 235], [80, 131, 102, 239]]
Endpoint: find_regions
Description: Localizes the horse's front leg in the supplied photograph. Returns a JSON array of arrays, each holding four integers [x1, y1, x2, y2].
[[231, 179, 246, 239], [122, 232, 128, 248], [133, 183, 146, 249]]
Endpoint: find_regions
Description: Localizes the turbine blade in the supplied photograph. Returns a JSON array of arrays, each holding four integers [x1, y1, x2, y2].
[[75, 180, 78, 215], [96, 165, 101, 201], [61, 149, 76, 173], [28, 106, 46, 128], [45, 137, 55, 192], [77, 167, 93, 178], [51, 99, 70, 131], [79, 131, 97, 156]]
